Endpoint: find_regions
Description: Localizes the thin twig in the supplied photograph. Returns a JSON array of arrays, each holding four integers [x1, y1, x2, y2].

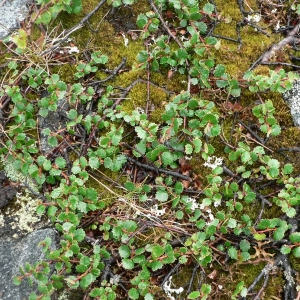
[[126, 156, 193, 182], [40, 0, 107, 56]]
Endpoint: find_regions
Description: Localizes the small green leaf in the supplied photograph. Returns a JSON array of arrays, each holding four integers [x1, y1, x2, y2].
[[185, 143, 193, 154], [283, 164, 293, 175], [289, 232, 300, 243], [280, 245, 291, 255], [124, 181, 135, 191], [161, 152, 174, 166], [152, 245, 164, 259], [214, 64, 226, 77], [128, 288, 139, 299], [188, 291, 200, 299], [119, 245, 131, 258], [122, 258, 134, 270], [254, 233, 266, 241], [292, 246, 300, 258], [203, 3, 214, 14], [156, 190, 168, 202], [174, 182, 183, 194], [228, 246, 237, 259], [240, 240, 250, 252]]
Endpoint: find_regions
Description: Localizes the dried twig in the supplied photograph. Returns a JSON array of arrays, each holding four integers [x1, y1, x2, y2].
[[40, 0, 107, 56], [126, 156, 193, 182]]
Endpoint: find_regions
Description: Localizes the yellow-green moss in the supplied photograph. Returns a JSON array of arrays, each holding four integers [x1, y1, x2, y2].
[[213, 0, 279, 77]]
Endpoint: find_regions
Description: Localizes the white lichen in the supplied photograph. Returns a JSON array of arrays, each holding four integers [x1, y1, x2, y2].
[[246, 14, 261, 23], [186, 197, 199, 211], [5, 191, 41, 233], [150, 204, 166, 216], [204, 156, 223, 169], [0, 156, 42, 235], [163, 276, 184, 300]]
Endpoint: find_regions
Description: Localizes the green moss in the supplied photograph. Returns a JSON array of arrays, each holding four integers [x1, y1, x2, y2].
[[52, 64, 77, 84], [213, 0, 278, 77]]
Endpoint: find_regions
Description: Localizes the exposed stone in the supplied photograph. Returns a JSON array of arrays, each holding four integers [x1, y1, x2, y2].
[[0, 0, 32, 39], [0, 228, 59, 300], [283, 79, 300, 127], [38, 97, 69, 154], [0, 171, 18, 209]]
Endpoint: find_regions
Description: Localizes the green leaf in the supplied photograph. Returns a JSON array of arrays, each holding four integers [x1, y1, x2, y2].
[[55, 157, 66, 169], [203, 3, 214, 14], [150, 261, 163, 271], [88, 156, 100, 169], [13, 276, 22, 286], [67, 109, 78, 120], [124, 181, 135, 191], [185, 143, 193, 154], [128, 288, 139, 299], [292, 246, 300, 258], [188, 291, 200, 299], [152, 245, 164, 259], [214, 64, 226, 77], [289, 232, 300, 243], [119, 245, 131, 258], [283, 163, 293, 175], [122, 258, 134, 269], [174, 182, 183, 194], [254, 233, 266, 241], [273, 227, 285, 241], [240, 240, 250, 252], [48, 136, 58, 147], [161, 152, 174, 166], [228, 246, 237, 259], [156, 190, 169, 202], [280, 245, 291, 255], [74, 229, 85, 242]]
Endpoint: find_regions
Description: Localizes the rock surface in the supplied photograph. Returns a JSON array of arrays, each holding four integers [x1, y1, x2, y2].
[[0, 171, 18, 209], [0, 228, 58, 300], [0, 0, 32, 39], [283, 79, 300, 127]]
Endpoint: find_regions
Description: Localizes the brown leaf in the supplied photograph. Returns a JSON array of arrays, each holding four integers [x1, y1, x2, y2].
[[208, 269, 218, 280]]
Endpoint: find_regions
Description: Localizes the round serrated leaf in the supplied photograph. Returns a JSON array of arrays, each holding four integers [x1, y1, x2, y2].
[[122, 258, 134, 270], [155, 190, 168, 202], [283, 163, 293, 175], [119, 245, 131, 258], [228, 246, 237, 259], [293, 246, 300, 258], [214, 64, 226, 77], [280, 245, 291, 255], [188, 291, 201, 299], [161, 151, 174, 166], [289, 232, 300, 243]]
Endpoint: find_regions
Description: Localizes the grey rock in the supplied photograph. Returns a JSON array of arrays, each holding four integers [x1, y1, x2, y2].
[[0, 228, 58, 300], [0, 0, 32, 39], [283, 79, 300, 127], [38, 97, 69, 154]]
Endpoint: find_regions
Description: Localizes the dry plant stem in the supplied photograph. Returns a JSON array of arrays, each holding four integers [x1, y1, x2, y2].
[[261, 61, 300, 69], [260, 23, 300, 63], [88, 58, 127, 85], [40, 0, 108, 56], [126, 155, 193, 182], [277, 147, 300, 152], [242, 253, 296, 300], [238, 120, 265, 145], [252, 273, 269, 300]]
